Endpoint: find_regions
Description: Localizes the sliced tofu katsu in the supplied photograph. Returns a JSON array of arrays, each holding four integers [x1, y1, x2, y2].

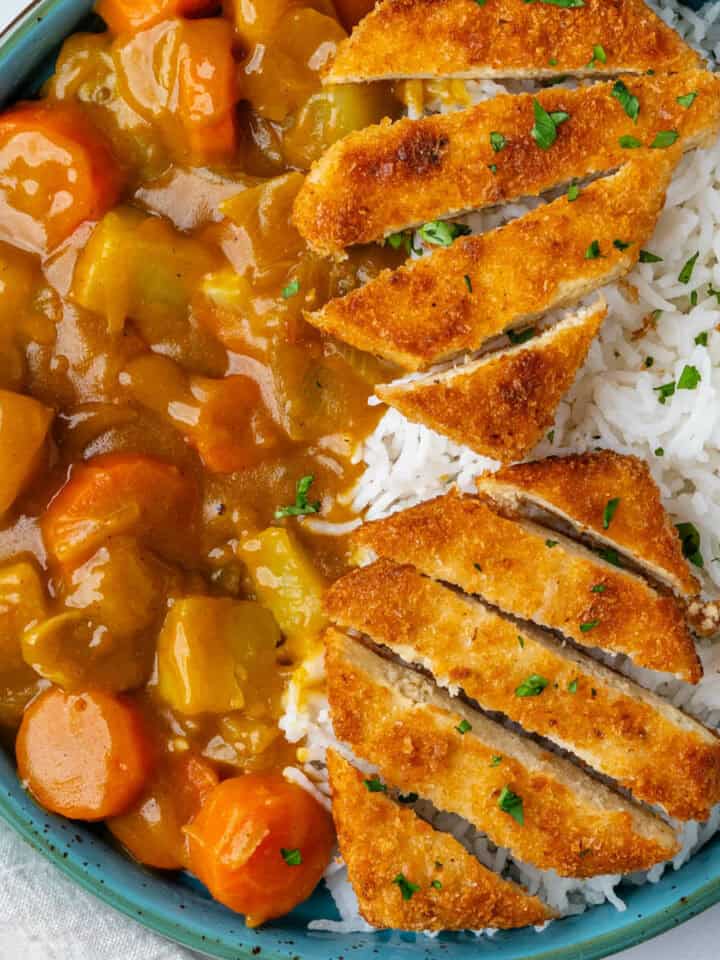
[[306, 152, 677, 371], [327, 751, 555, 930], [326, 629, 679, 877], [324, 0, 700, 85], [352, 492, 702, 683], [376, 300, 605, 463], [295, 71, 720, 256], [325, 560, 720, 821], [476, 452, 701, 598]]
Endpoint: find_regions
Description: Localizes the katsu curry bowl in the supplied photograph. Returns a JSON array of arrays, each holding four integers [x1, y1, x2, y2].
[[3, 0, 720, 957]]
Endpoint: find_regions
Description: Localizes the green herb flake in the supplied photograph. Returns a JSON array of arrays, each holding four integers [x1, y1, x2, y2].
[[490, 755, 503, 767], [464, 274, 473, 293], [498, 786, 524, 825], [654, 381, 676, 404], [518, 634, 525, 648], [490, 131, 507, 152], [690, 290, 698, 307], [645, 356, 654, 368], [567, 678, 578, 694], [679, 251, 700, 284], [580, 619, 600, 632], [677, 364, 701, 390], [418, 220, 472, 247], [567, 183, 580, 202], [545, 539, 559, 548], [548, 57, 558, 66], [677, 92, 697, 109], [281, 848, 303, 866], [639, 250, 663, 263], [598, 547, 622, 566], [611, 79, 640, 122], [515, 674, 550, 697], [613, 239, 631, 250], [655, 446, 664, 457], [651, 130, 679, 148], [619, 134, 642, 149], [363, 776, 387, 793], [431, 879, 443, 890], [281, 278, 300, 300], [603, 497, 620, 529], [488, 163, 498, 173], [590, 43, 607, 66], [474, 0, 486, 5], [591, 583, 606, 593], [531, 98, 569, 150], [695, 331, 709, 347], [585, 239, 601, 259], [455, 718, 472, 735], [539, 0, 585, 6], [507, 326, 536, 345], [676, 522, 704, 569], [275, 475, 321, 519], [547, 429, 555, 442], [393, 874, 420, 901]]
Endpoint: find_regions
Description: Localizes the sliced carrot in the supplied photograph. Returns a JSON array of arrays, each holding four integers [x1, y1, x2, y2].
[[16, 688, 153, 820], [0, 102, 124, 254], [97, 0, 215, 35], [108, 752, 219, 869], [41, 453, 199, 569], [186, 773, 335, 926]]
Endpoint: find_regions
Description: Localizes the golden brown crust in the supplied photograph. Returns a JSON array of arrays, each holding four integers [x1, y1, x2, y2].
[[324, 0, 701, 84], [376, 301, 605, 463], [296, 71, 720, 255], [476, 451, 701, 596], [327, 751, 555, 929], [352, 492, 702, 682], [325, 629, 679, 877], [325, 560, 720, 821], [306, 152, 678, 370]]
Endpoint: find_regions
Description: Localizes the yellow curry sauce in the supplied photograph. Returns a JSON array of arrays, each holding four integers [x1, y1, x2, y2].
[[0, 0, 405, 919]]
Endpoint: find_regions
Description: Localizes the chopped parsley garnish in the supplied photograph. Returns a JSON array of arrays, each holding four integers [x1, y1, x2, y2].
[[531, 98, 570, 150], [639, 249, 663, 263], [498, 786, 524, 825], [538, 0, 585, 6], [545, 539, 558, 548], [491, 755, 503, 767], [386, 230, 412, 254], [518, 634, 525, 648], [691, 290, 698, 307], [464, 274, 473, 293], [548, 57, 558, 66], [393, 874, 420, 901], [589, 43, 607, 66], [598, 547, 621, 566], [567, 677, 578, 694], [611, 80, 640, 122], [654, 381, 676, 404], [580, 619, 600, 632], [507, 326, 536, 345], [603, 497, 620, 529], [695, 331, 709, 347], [591, 583, 607, 593], [488, 163, 498, 174], [613, 239, 631, 251], [490, 131, 507, 152], [398, 792, 419, 804], [281, 278, 300, 299], [645, 357, 654, 368], [651, 130, 679, 148], [676, 521, 703, 568], [281, 848, 302, 866], [585, 240, 601, 259], [619, 134, 642, 149], [677, 364, 701, 390], [474, 0, 486, 5], [363, 776, 386, 793], [419, 220, 471, 246], [654, 447, 664, 457], [515, 674, 549, 697], [455, 718, 472, 735], [547, 429, 555, 442], [679, 251, 700, 284], [677, 92, 698, 109], [567, 183, 580, 202], [275, 475, 321, 519], [431, 879, 443, 890]]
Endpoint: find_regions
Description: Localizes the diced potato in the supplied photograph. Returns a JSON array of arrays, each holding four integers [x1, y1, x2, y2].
[[226, 0, 336, 46], [0, 562, 48, 724], [156, 597, 281, 715], [0, 389, 53, 515], [240, 528, 326, 649]]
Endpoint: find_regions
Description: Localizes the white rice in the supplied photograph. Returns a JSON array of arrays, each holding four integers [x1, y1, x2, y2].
[[280, 0, 720, 935]]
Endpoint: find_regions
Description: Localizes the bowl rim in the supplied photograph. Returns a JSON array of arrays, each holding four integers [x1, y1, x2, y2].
[[1, 1, 720, 959]]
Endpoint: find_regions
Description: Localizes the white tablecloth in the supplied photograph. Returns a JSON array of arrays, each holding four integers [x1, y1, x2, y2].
[[1, 0, 719, 957]]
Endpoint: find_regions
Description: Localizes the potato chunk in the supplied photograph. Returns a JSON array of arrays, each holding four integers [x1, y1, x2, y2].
[[0, 389, 53, 515]]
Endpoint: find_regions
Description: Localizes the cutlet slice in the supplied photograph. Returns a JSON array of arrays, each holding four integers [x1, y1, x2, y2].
[[295, 71, 720, 256], [352, 492, 702, 682], [324, 0, 700, 85], [325, 560, 720, 821], [305, 151, 678, 371], [476, 451, 701, 597], [376, 300, 605, 463], [325, 629, 679, 877], [327, 751, 555, 930]]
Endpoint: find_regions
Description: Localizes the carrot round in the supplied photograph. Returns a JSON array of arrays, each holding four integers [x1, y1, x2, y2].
[[16, 688, 153, 820], [186, 774, 335, 926]]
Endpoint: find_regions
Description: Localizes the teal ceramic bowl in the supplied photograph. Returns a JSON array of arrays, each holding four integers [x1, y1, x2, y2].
[[1, 2, 720, 957]]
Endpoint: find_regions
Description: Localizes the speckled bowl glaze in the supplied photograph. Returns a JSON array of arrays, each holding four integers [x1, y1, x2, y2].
[[1, 2, 720, 957]]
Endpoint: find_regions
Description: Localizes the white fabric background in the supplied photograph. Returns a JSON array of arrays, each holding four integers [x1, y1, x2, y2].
[[0, 0, 719, 957]]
